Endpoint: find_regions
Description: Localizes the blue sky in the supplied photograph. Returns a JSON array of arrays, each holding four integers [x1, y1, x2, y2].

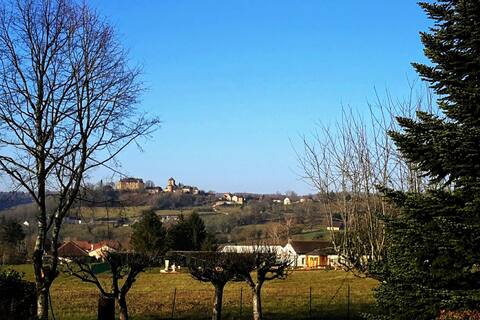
[[87, 0, 431, 195]]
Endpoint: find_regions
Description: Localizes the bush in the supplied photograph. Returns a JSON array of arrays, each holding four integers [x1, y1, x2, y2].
[[0, 269, 36, 319]]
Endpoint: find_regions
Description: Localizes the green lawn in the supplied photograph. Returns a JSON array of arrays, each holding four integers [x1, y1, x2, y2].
[[8, 265, 377, 319], [292, 228, 328, 240]]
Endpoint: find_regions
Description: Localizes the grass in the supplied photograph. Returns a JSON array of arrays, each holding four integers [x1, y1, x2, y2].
[[8, 264, 378, 320], [292, 228, 328, 240], [155, 209, 219, 217]]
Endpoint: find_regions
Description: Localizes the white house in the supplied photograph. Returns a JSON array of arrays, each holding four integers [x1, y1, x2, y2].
[[283, 240, 340, 269], [219, 240, 341, 269]]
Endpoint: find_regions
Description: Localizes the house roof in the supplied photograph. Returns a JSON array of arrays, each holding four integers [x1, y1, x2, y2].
[[91, 240, 121, 251], [288, 240, 334, 255], [305, 247, 336, 256], [73, 240, 92, 251], [58, 241, 89, 257]]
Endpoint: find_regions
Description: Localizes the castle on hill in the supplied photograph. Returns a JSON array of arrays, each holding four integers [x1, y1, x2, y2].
[[115, 177, 199, 195]]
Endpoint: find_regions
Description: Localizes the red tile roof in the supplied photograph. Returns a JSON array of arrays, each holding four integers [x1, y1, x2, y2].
[[72, 240, 92, 251], [58, 241, 89, 258], [58, 240, 121, 257]]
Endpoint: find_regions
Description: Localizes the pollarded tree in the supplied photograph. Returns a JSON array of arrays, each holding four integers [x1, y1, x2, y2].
[[171, 251, 255, 320], [372, 1, 480, 319], [0, 0, 159, 318], [64, 252, 157, 320], [235, 245, 290, 320]]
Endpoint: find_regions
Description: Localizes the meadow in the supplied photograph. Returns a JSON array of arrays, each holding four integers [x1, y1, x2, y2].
[[10, 265, 378, 320]]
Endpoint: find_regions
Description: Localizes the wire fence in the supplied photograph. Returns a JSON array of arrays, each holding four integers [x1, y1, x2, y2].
[[161, 284, 367, 320], [45, 268, 378, 320]]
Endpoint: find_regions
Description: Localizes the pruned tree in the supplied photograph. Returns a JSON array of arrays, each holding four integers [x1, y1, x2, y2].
[[171, 251, 254, 320], [63, 252, 157, 320], [295, 84, 434, 275], [0, 0, 159, 318], [234, 245, 290, 320]]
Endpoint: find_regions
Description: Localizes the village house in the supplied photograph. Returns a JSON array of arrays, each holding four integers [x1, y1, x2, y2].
[[222, 193, 245, 205], [283, 197, 292, 205], [231, 195, 244, 205], [326, 220, 344, 231], [164, 177, 200, 194], [115, 177, 145, 191], [58, 240, 121, 260], [219, 240, 340, 270], [284, 240, 340, 269]]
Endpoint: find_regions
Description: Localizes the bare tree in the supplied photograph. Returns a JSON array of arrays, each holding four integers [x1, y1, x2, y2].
[[296, 84, 433, 275], [235, 245, 290, 320], [63, 252, 156, 320], [0, 0, 159, 318], [144, 180, 155, 188], [171, 251, 254, 320]]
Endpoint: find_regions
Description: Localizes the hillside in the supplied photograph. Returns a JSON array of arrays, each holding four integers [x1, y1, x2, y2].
[[0, 192, 32, 210]]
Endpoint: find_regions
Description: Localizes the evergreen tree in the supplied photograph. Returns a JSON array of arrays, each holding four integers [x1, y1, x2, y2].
[[167, 212, 213, 251], [373, 1, 480, 319], [166, 214, 193, 251], [188, 211, 207, 251], [131, 210, 167, 257]]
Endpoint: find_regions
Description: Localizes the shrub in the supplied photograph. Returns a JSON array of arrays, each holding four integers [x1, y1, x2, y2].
[[0, 269, 36, 319]]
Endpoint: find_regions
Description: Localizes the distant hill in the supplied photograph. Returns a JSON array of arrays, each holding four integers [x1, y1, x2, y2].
[[0, 192, 32, 211]]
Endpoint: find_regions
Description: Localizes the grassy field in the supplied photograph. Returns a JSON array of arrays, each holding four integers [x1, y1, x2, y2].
[[292, 228, 328, 240], [9, 264, 377, 320]]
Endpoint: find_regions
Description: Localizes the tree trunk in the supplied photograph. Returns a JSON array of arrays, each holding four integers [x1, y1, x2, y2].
[[117, 295, 129, 320], [98, 294, 115, 320], [36, 287, 49, 320], [252, 285, 263, 320], [212, 283, 224, 320]]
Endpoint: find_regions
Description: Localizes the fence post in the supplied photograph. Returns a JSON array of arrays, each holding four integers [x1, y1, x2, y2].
[[347, 283, 350, 320], [171, 288, 177, 319], [240, 287, 243, 317], [97, 294, 115, 320], [309, 286, 312, 318]]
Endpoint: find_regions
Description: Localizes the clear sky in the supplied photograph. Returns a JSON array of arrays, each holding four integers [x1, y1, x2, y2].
[[87, 0, 431, 195]]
